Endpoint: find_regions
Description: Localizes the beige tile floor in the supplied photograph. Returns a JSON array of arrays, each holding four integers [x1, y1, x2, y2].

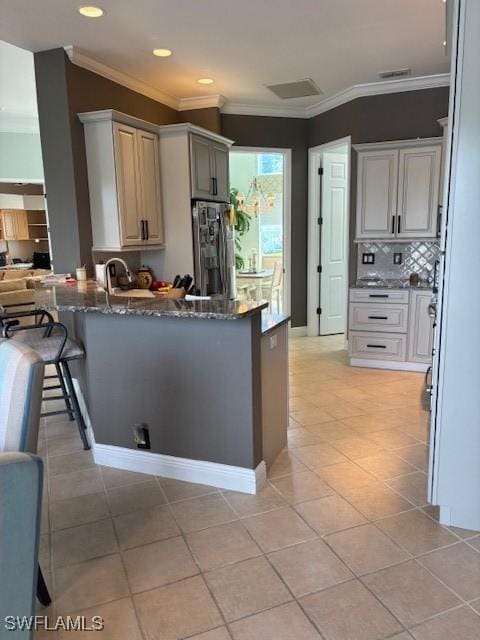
[[35, 335, 480, 639]]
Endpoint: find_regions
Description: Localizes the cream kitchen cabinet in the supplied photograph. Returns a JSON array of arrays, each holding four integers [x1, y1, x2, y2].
[[407, 289, 434, 364], [79, 110, 164, 251], [348, 287, 433, 371], [355, 139, 442, 241], [190, 134, 230, 202], [356, 150, 399, 238], [0, 209, 29, 240]]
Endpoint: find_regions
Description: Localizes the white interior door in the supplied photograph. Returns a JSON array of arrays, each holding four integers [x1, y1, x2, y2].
[[319, 151, 348, 335]]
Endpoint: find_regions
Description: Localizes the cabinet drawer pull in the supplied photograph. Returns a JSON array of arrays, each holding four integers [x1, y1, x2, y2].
[[397, 215, 401, 234], [368, 294, 389, 298], [391, 215, 395, 234], [140, 220, 146, 240], [368, 315, 388, 320], [366, 344, 387, 349], [145, 219, 149, 240]]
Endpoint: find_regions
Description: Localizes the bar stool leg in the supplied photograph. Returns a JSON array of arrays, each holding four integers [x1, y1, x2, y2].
[[54, 362, 75, 421], [60, 361, 91, 450]]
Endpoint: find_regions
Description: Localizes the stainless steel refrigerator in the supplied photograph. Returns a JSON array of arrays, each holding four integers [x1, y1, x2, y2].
[[192, 201, 236, 299]]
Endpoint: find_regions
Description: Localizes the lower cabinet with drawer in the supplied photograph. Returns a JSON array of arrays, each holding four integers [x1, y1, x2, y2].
[[348, 287, 433, 371], [349, 331, 407, 361]]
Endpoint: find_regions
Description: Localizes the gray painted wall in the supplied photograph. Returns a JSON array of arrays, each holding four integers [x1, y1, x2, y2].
[[34, 48, 178, 274], [0, 132, 43, 182], [72, 311, 263, 469], [221, 88, 449, 326], [221, 115, 309, 327]]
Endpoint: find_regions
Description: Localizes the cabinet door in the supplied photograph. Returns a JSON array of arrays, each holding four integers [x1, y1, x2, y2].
[[397, 146, 441, 238], [113, 122, 143, 245], [356, 150, 398, 239], [136, 130, 164, 245], [407, 290, 434, 363], [1, 210, 29, 240], [190, 135, 214, 199], [212, 143, 229, 202]]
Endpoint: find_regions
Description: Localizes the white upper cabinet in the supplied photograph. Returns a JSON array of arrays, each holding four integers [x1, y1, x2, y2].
[[79, 110, 165, 252], [211, 142, 229, 202], [355, 139, 442, 240], [397, 146, 441, 238], [190, 134, 230, 202], [136, 129, 164, 245], [356, 150, 398, 238], [190, 135, 214, 200], [113, 122, 142, 245]]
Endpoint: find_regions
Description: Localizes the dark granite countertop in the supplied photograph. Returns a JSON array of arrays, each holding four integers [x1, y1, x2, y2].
[[261, 313, 290, 335], [34, 281, 268, 320], [352, 278, 432, 290]]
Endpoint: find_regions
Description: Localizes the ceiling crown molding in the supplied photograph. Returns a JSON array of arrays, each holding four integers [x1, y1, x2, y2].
[[65, 45, 179, 110], [304, 72, 451, 118], [221, 102, 307, 118], [222, 73, 451, 119], [178, 94, 226, 111]]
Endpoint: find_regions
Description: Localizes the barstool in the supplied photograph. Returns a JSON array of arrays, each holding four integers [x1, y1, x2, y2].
[[0, 309, 90, 450]]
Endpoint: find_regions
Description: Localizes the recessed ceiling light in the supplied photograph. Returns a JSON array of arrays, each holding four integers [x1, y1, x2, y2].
[[153, 48, 172, 57], [78, 6, 104, 18], [197, 77, 214, 85]]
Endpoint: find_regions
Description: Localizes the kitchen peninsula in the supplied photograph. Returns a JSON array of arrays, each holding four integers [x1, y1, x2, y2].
[[35, 281, 289, 493]]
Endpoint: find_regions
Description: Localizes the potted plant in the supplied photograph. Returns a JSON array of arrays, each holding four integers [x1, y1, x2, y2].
[[230, 188, 251, 270]]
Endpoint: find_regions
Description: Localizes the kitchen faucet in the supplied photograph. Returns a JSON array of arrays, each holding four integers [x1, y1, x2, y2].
[[104, 257, 135, 294]]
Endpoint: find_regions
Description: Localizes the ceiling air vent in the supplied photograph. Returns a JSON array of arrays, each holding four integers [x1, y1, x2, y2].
[[266, 78, 322, 100], [378, 68, 412, 80]]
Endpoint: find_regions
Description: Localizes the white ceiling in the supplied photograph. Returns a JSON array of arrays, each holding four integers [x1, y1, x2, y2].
[[0, 40, 39, 131], [0, 0, 449, 114]]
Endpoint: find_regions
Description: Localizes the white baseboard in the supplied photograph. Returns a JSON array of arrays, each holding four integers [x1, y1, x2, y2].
[[93, 443, 266, 494], [350, 358, 430, 372], [72, 379, 266, 494], [289, 325, 307, 337]]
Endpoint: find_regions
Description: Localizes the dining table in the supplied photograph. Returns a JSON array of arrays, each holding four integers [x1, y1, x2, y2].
[[236, 268, 273, 300]]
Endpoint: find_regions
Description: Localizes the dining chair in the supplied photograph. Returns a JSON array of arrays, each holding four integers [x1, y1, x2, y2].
[[0, 339, 51, 610], [261, 261, 283, 312]]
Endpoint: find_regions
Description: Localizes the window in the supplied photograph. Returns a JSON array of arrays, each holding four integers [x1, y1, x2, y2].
[[261, 224, 283, 255], [257, 153, 283, 175]]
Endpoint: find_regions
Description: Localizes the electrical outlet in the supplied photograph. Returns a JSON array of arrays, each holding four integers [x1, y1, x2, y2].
[[362, 253, 375, 265], [269, 334, 278, 349], [133, 424, 150, 449], [393, 253, 403, 265]]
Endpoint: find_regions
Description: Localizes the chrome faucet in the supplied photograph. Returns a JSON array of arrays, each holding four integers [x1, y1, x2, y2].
[[104, 257, 135, 294]]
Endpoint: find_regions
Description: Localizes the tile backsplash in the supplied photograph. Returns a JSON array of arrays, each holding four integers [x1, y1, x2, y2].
[[357, 241, 440, 283]]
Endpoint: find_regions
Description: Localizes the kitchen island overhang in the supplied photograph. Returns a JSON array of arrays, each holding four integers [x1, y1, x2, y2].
[[35, 282, 289, 494]]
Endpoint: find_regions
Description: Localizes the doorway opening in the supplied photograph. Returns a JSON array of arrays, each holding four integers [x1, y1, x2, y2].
[[307, 137, 351, 337], [229, 147, 291, 315]]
